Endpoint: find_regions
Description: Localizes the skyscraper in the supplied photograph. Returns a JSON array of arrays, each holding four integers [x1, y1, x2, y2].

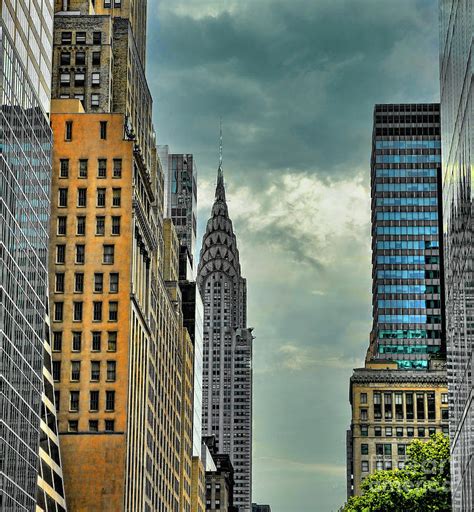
[[1, 1, 66, 510], [347, 104, 449, 498], [366, 103, 445, 367], [197, 166, 253, 511], [439, 2, 474, 510], [48, 2, 195, 510]]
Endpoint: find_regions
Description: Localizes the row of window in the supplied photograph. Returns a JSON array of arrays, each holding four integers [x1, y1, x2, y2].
[[376, 183, 438, 192], [378, 329, 441, 339], [378, 344, 442, 355], [63, 390, 115, 412], [53, 300, 119, 322], [61, 30, 104, 45], [53, 360, 116, 382], [378, 285, 440, 294], [376, 226, 438, 235], [56, 215, 121, 236], [60, 71, 101, 87], [378, 300, 432, 309], [59, 157, 122, 177], [60, 50, 101, 66], [378, 315, 441, 324], [375, 168, 437, 178], [376, 255, 439, 265], [375, 154, 441, 164], [376, 211, 438, 221], [55, 243, 115, 264], [377, 270, 439, 279], [58, 187, 121, 208], [55, 272, 119, 294], [376, 197, 437, 206], [375, 140, 441, 149], [68, 419, 115, 433], [360, 423, 449, 438], [52, 330, 117, 353], [377, 240, 439, 250]]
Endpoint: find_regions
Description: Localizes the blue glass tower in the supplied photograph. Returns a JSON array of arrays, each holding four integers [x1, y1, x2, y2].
[[367, 104, 445, 369]]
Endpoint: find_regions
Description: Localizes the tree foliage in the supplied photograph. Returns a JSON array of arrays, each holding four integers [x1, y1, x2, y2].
[[342, 433, 451, 512]]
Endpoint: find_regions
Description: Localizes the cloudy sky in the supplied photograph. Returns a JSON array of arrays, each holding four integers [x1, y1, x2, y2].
[[147, 1, 439, 510]]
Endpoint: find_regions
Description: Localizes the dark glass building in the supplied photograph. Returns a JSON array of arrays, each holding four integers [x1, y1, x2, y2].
[[367, 103, 445, 369], [439, 1, 474, 510]]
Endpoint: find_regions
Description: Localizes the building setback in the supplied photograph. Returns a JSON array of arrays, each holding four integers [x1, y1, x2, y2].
[[347, 104, 449, 499], [197, 166, 253, 511], [439, 1, 474, 510], [1, 1, 66, 511]]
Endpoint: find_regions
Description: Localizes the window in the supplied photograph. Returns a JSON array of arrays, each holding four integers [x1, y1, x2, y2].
[[374, 427, 382, 437], [114, 0, 121, 6], [93, 32, 102, 44], [107, 332, 117, 352], [91, 361, 100, 381], [52, 361, 61, 382], [109, 273, 119, 293], [416, 393, 425, 420], [105, 391, 115, 411], [113, 159, 122, 178], [55, 273, 65, 293], [70, 391, 79, 411], [94, 273, 104, 292], [73, 301, 83, 322], [58, 188, 68, 207], [71, 361, 81, 381], [360, 408, 368, 421], [75, 244, 85, 264], [361, 461, 369, 472], [407, 427, 414, 437], [60, 52, 70, 65], [111, 216, 121, 235], [79, 159, 88, 178], [74, 273, 84, 293], [91, 94, 99, 107], [97, 188, 106, 206], [68, 420, 78, 432], [105, 420, 115, 432], [92, 331, 102, 351], [93, 73, 101, 87], [76, 216, 86, 235], [60, 73, 71, 86], [57, 216, 67, 235], [90, 391, 99, 411], [406, 393, 414, 420], [100, 120, 107, 139], [77, 188, 87, 207], [441, 393, 448, 404], [109, 302, 118, 322], [106, 361, 116, 381], [103, 245, 114, 264], [93, 302, 103, 322], [92, 51, 101, 65], [418, 427, 426, 437], [441, 409, 449, 421], [60, 159, 69, 177], [71, 332, 81, 352], [104, 0, 111, 6], [65, 121, 73, 141], [397, 444, 406, 456], [427, 392, 436, 420], [74, 72, 85, 86], [360, 393, 367, 404], [361, 444, 369, 455], [76, 32, 86, 44], [89, 420, 99, 432], [98, 160, 107, 178], [74, 93, 84, 104], [360, 425, 368, 437], [112, 188, 121, 207], [56, 245, 66, 264], [396, 427, 404, 437], [376, 461, 383, 470], [385, 427, 392, 437], [75, 51, 85, 65], [53, 332, 63, 352], [61, 31, 72, 44], [96, 216, 105, 236], [54, 302, 64, 322]]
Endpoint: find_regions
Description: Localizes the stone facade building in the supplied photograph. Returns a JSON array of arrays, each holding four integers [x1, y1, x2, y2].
[[197, 167, 253, 511]]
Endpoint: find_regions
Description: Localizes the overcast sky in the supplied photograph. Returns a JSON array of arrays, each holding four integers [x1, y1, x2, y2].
[[147, 1, 439, 510]]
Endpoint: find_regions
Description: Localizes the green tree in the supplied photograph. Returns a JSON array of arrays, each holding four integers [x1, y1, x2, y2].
[[342, 433, 451, 512]]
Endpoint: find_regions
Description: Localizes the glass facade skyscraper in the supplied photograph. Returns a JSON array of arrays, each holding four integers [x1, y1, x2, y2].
[[439, 1, 473, 510], [1, 0, 58, 509], [367, 104, 445, 369]]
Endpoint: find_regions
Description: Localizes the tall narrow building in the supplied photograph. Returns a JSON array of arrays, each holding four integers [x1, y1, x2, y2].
[[439, 2, 474, 510], [1, 1, 66, 510], [347, 104, 449, 498], [197, 165, 253, 511]]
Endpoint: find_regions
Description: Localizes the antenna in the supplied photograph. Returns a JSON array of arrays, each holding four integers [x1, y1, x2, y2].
[[219, 118, 223, 170]]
